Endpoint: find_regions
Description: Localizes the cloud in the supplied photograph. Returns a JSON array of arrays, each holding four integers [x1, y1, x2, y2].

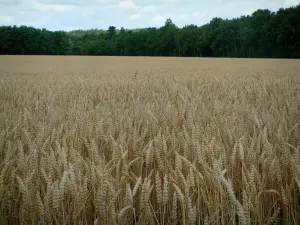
[[178, 14, 187, 20], [140, 5, 156, 13], [129, 14, 140, 20], [118, 0, 137, 9], [192, 12, 206, 17], [37, 4, 74, 12], [0, 15, 13, 23], [0, 0, 20, 4], [284, 0, 300, 6], [38, 0, 84, 5], [0, 0, 299, 30], [192, 12, 199, 17], [37, 0, 118, 6], [151, 15, 166, 26], [156, 0, 185, 3], [32, 0, 74, 12], [173, 14, 190, 26], [135, 0, 196, 5]]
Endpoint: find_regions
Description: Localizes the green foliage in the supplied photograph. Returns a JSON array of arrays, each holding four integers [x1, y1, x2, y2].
[[0, 4, 299, 58]]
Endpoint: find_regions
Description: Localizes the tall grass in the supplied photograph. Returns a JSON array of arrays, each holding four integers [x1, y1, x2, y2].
[[0, 57, 299, 224]]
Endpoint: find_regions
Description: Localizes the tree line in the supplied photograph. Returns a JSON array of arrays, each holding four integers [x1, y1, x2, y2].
[[1, 4, 300, 58]]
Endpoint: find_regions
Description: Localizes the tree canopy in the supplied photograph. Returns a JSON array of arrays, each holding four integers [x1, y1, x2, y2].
[[1, 4, 300, 58]]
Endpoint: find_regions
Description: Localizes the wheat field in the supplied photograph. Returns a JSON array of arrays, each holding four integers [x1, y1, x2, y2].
[[0, 56, 300, 225]]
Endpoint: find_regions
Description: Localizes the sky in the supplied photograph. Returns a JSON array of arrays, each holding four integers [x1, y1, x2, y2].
[[0, 0, 299, 31]]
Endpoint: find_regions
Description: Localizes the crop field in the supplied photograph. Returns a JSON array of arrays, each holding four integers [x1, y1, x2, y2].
[[0, 56, 300, 225]]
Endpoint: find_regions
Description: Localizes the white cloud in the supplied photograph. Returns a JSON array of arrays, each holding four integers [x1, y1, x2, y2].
[[151, 15, 166, 26], [284, 0, 300, 6], [32, 0, 74, 12], [0, 15, 13, 23], [143, 0, 180, 3], [192, 12, 199, 17], [37, 0, 118, 6], [0, 0, 299, 30], [178, 14, 187, 20], [118, 0, 138, 9], [0, 0, 20, 4], [140, 5, 156, 13], [192, 11, 206, 17], [130, 13, 140, 20], [173, 14, 189, 26]]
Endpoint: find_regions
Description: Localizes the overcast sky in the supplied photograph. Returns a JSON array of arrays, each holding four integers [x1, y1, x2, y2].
[[0, 0, 299, 31]]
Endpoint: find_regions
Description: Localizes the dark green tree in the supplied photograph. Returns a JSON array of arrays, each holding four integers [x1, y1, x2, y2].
[[0, 4, 299, 58]]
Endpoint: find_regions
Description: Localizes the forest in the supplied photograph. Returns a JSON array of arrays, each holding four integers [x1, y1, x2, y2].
[[0, 4, 299, 58]]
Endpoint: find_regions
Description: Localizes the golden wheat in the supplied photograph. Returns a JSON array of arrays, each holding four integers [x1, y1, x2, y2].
[[0, 56, 299, 224]]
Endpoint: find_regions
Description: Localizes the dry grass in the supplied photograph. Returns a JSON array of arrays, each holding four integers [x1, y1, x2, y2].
[[0, 56, 300, 225]]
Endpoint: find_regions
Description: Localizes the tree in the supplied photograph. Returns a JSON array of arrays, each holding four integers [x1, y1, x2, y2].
[[158, 19, 178, 56], [107, 26, 116, 40], [0, 3, 299, 58]]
